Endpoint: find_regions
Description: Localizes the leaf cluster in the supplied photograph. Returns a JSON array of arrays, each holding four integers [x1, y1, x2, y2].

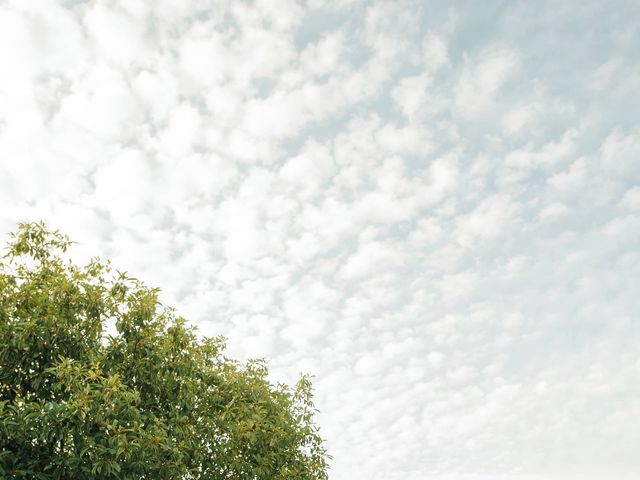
[[0, 222, 329, 479]]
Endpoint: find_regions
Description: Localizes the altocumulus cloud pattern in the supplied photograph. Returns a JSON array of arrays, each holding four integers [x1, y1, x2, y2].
[[1, 1, 639, 479]]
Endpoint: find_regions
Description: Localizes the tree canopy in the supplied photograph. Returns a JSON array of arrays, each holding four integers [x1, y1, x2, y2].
[[0, 222, 329, 479]]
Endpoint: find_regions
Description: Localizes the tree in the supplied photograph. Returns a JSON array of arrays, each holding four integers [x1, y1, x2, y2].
[[0, 222, 329, 479]]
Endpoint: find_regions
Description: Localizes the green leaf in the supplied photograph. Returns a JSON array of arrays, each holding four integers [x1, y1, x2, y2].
[[0, 222, 329, 479]]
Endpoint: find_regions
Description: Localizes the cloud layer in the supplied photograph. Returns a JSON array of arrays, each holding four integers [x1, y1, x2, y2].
[[1, 1, 639, 479]]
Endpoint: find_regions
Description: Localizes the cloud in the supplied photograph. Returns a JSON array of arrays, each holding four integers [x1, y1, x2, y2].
[[620, 186, 640, 209], [422, 33, 449, 71], [0, 1, 639, 479], [392, 73, 430, 118], [300, 30, 346, 77], [84, 4, 149, 68], [455, 48, 519, 116], [54, 62, 143, 141], [547, 158, 588, 191], [454, 194, 519, 246], [339, 240, 404, 280], [599, 128, 640, 176], [538, 202, 571, 221]]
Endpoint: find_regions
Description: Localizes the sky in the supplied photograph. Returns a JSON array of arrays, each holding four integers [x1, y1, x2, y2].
[[0, 0, 639, 478]]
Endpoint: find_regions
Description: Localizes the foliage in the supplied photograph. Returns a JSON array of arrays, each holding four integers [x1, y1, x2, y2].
[[0, 222, 329, 479]]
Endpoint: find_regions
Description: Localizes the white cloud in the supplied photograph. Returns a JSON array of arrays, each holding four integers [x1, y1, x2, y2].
[[547, 158, 588, 191], [178, 32, 227, 87], [300, 30, 345, 77], [132, 69, 180, 125], [84, 4, 148, 68], [92, 148, 155, 221], [539, 202, 571, 220], [162, 153, 238, 204], [422, 34, 449, 71], [505, 129, 577, 169], [620, 186, 640, 209], [392, 73, 430, 118], [339, 240, 403, 280], [455, 194, 519, 246], [1, 1, 639, 479], [438, 272, 478, 304], [455, 48, 519, 115], [53, 63, 142, 141], [599, 128, 640, 175], [279, 138, 336, 199], [428, 351, 447, 367], [157, 102, 202, 158]]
